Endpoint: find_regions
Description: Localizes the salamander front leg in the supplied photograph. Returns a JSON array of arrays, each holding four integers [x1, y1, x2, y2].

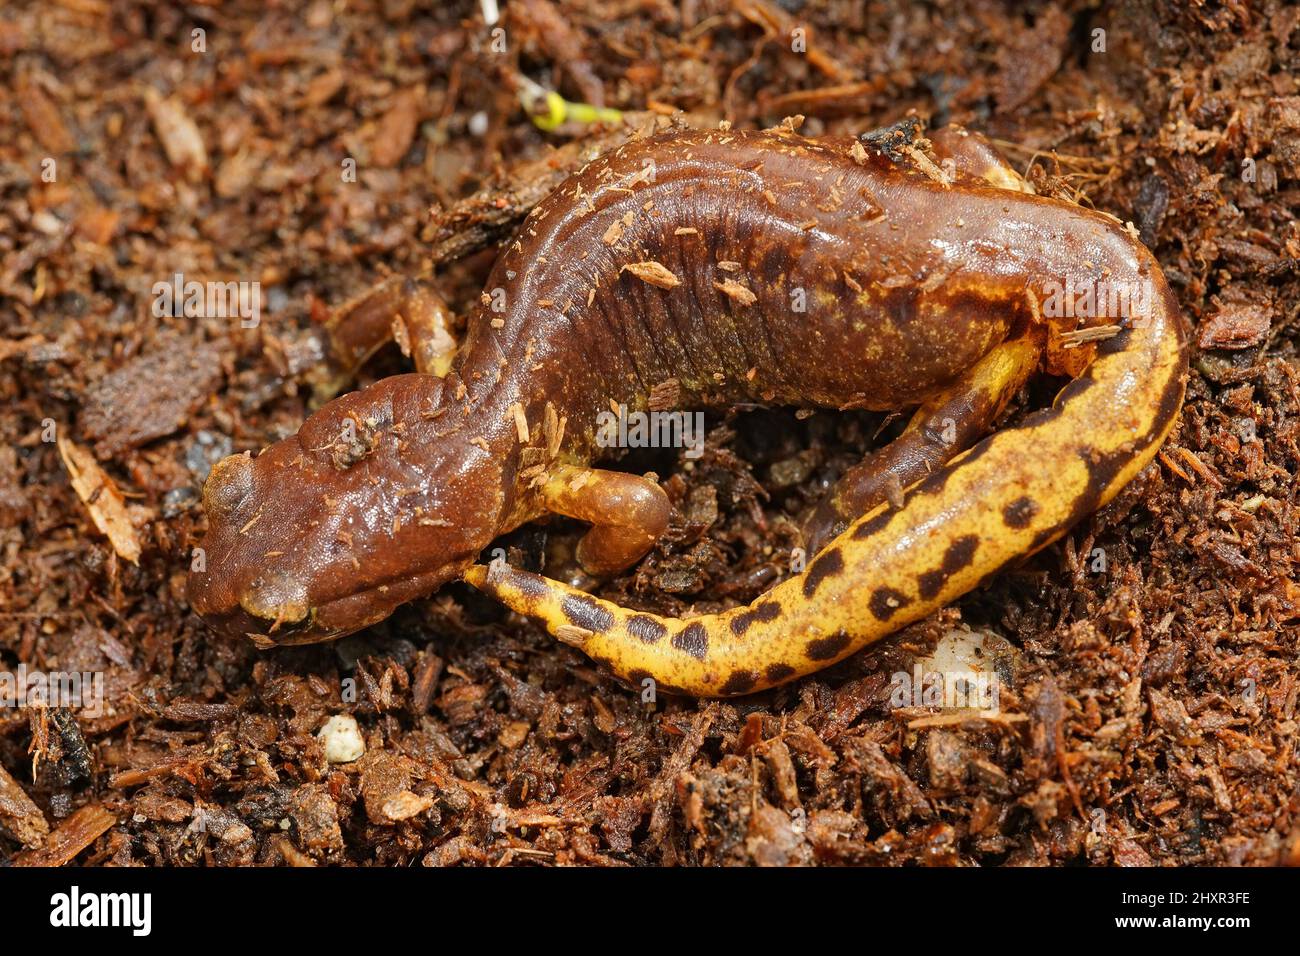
[[540, 465, 671, 576], [310, 276, 459, 400], [803, 332, 1040, 555], [928, 125, 1034, 193]]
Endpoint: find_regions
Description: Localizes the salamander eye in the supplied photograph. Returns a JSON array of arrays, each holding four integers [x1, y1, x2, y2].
[[204, 452, 255, 519]]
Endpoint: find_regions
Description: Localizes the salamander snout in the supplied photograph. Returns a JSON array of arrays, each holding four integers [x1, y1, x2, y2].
[[188, 374, 505, 646], [188, 436, 337, 644]]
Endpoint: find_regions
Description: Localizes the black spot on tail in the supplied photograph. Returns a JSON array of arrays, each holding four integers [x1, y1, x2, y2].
[[627, 615, 667, 644], [1003, 496, 1038, 529], [510, 570, 552, 599], [1009, 347, 1184, 556], [730, 600, 782, 636], [765, 663, 797, 683], [562, 595, 614, 633], [806, 630, 851, 661], [903, 438, 996, 503], [1152, 360, 1188, 433], [1027, 440, 1159, 554], [1095, 327, 1133, 355], [719, 670, 758, 695], [852, 507, 895, 540], [802, 547, 844, 599], [672, 623, 709, 660], [869, 587, 911, 621], [917, 534, 980, 601], [1079, 445, 1136, 513]]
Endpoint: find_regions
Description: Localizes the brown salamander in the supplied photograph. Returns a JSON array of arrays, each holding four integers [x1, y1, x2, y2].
[[188, 122, 1189, 697]]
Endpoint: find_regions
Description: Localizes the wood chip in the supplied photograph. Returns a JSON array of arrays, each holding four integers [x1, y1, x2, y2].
[[14, 802, 115, 866], [0, 335, 46, 362], [509, 402, 530, 443], [713, 279, 757, 306], [1059, 324, 1122, 348], [0, 761, 49, 849], [920, 267, 952, 293], [555, 624, 594, 646], [902, 145, 952, 186], [57, 435, 141, 563], [381, 790, 435, 821], [621, 260, 680, 289], [602, 218, 625, 244], [543, 402, 561, 458], [1161, 445, 1224, 489], [79, 331, 221, 456], [144, 88, 208, 181], [370, 86, 421, 168], [18, 77, 74, 154]]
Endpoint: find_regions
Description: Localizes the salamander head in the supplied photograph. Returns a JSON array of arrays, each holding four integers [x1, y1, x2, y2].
[[187, 374, 505, 646]]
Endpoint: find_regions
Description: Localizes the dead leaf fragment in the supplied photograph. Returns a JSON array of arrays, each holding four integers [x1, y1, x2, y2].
[[1196, 303, 1271, 350], [144, 88, 208, 181], [14, 802, 115, 866], [57, 435, 142, 563], [0, 762, 49, 849], [370, 87, 421, 168], [713, 278, 757, 306], [18, 77, 75, 154], [381, 790, 434, 822]]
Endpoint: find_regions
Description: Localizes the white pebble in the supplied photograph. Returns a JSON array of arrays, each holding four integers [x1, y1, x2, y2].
[[317, 714, 365, 763]]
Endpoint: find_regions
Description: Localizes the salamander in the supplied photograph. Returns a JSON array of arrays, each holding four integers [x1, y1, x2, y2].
[[187, 121, 1190, 697]]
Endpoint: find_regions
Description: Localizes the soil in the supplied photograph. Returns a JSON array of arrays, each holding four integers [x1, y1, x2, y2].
[[1, 0, 1298, 866]]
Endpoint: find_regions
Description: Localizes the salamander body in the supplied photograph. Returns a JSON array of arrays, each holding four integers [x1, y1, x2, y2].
[[188, 124, 1189, 696]]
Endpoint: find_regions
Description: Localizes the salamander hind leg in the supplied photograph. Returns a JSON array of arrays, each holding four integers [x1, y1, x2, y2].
[[310, 276, 459, 400], [928, 126, 1034, 194], [540, 465, 671, 576], [804, 330, 1041, 555]]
